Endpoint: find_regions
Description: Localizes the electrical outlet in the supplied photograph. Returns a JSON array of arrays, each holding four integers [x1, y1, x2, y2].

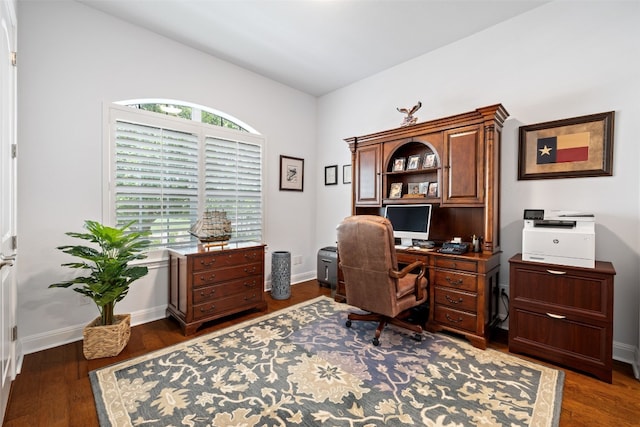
[[293, 255, 302, 265]]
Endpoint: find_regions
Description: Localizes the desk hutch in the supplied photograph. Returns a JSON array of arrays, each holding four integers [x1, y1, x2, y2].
[[336, 104, 508, 349]]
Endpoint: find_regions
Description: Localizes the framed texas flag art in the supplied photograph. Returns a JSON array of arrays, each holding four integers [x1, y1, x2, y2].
[[518, 111, 614, 180]]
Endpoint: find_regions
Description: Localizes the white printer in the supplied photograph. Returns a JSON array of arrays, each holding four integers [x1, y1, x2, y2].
[[522, 209, 595, 268]]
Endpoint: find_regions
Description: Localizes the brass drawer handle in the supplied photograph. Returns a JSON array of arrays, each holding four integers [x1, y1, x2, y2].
[[445, 295, 463, 304], [546, 269, 567, 275], [445, 276, 464, 286], [199, 259, 216, 267], [546, 312, 566, 319], [244, 267, 257, 274], [244, 281, 257, 288], [445, 314, 463, 323], [199, 289, 215, 297], [200, 274, 216, 281], [244, 294, 256, 301], [244, 252, 257, 260], [200, 305, 216, 313]]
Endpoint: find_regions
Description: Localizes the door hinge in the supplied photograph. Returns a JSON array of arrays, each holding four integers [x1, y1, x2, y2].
[[10, 51, 16, 67], [11, 235, 17, 251], [11, 326, 17, 342], [11, 144, 17, 159]]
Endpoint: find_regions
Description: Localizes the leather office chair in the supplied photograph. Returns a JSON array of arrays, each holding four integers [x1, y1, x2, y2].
[[336, 215, 428, 345]]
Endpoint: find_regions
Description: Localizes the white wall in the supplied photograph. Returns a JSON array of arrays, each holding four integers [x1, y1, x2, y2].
[[17, 1, 317, 354], [316, 1, 640, 365]]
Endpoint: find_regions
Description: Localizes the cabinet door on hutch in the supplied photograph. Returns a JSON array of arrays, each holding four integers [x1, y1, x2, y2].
[[442, 126, 484, 206], [355, 144, 381, 206]]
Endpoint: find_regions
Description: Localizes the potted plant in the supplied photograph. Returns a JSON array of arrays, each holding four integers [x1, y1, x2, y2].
[[49, 220, 151, 359]]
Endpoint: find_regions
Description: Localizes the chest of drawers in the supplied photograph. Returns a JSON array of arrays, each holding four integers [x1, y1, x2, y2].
[[167, 243, 266, 335], [508, 254, 615, 382]]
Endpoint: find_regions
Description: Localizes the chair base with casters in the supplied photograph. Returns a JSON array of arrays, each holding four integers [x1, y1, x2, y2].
[[345, 311, 423, 346], [336, 215, 429, 347]]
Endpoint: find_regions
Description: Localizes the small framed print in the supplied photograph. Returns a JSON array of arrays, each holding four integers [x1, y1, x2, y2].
[[279, 155, 304, 191], [423, 153, 436, 168], [392, 157, 406, 172], [407, 155, 421, 170], [418, 181, 430, 194], [427, 182, 438, 197], [389, 182, 403, 198], [342, 164, 352, 184], [325, 165, 338, 185]]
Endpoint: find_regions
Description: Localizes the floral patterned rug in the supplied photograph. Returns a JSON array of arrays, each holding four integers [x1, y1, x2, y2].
[[90, 296, 563, 426]]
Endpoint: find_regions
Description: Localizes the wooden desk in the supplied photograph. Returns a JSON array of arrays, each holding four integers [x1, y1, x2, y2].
[[335, 248, 501, 349], [167, 242, 267, 335]]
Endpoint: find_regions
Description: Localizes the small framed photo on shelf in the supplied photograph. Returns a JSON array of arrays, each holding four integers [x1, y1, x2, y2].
[[418, 181, 430, 195], [423, 153, 436, 168], [392, 157, 406, 172], [324, 165, 338, 185], [407, 183, 421, 195], [427, 182, 438, 197], [389, 182, 403, 199], [407, 155, 421, 170]]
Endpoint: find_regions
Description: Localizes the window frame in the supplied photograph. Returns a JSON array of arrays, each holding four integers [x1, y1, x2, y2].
[[103, 103, 266, 258]]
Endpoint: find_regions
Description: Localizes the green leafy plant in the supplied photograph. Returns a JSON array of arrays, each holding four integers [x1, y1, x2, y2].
[[49, 220, 151, 326]]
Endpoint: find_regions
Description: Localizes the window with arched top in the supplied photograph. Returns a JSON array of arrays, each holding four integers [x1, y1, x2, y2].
[[104, 100, 264, 250]]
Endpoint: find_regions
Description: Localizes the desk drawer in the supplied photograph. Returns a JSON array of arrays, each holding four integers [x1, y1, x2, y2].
[[433, 270, 477, 292], [434, 287, 477, 312], [193, 263, 262, 287], [193, 292, 262, 320], [435, 257, 477, 272], [433, 306, 477, 333], [191, 249, 263, 272], [193, 276, 262, 304]]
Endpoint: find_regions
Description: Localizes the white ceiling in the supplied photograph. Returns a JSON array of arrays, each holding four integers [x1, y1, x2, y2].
[[78, 0, 547, 96]]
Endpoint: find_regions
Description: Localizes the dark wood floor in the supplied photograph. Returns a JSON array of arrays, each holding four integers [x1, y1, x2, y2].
[[4, 280, 639, 426]]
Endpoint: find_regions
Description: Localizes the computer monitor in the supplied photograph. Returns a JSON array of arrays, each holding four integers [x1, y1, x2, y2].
[[384, 204, 432, 247]]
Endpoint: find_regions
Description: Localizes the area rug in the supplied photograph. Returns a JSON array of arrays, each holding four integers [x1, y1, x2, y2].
[[90, 296, 563, 426]]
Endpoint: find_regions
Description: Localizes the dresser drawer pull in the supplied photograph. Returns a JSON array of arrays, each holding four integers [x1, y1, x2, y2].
[[244, 252, 258, 260], [445, 314, 463, 323], [244, 266, 257, 274], [546, 269, 567, 275], [244, 294, 256, 301], [445, 277, 464, 286], [199, 259, 216, 267], [199, 289, 215, 297], [546, 312, 566, 319], [244, 281, 257, 288], [200, 305, 216, 313], [200, 274, 216, 281], [445, 295, 463, 304]]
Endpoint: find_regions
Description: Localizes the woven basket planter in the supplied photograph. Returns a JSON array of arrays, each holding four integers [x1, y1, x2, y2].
[[82, 314, 131, 360]]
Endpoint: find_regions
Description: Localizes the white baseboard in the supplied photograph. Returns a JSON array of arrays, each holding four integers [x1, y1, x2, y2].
[[634, 346, 640, 380], [18, 305, 168, 358]]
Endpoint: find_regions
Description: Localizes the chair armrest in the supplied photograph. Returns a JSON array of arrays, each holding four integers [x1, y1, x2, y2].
[[389, 261, 424, 279], [389, 261, 427, 301]]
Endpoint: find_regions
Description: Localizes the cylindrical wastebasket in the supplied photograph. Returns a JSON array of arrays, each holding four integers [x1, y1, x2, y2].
[[271, 251, 291, 300]]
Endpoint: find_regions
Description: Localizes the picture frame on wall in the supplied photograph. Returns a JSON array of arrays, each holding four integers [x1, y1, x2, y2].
[[342, 164, 352, 184], [325, 165, 338, 185], [279, 155, 304, 191], [518, 111, 615, 180]]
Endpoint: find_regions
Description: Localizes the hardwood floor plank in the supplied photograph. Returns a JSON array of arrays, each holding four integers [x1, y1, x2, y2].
[[3, 281, 639, 426]]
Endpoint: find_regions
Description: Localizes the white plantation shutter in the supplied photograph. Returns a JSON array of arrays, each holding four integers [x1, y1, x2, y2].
[[108, 104, 263, 250], [205, 137, 262, 242]]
